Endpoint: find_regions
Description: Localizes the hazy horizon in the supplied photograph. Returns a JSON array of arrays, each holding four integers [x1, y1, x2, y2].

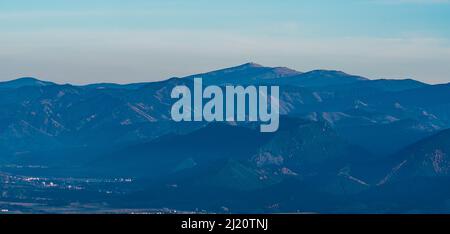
[[2, 62, 449, 86], [1, 0, 450, 84]]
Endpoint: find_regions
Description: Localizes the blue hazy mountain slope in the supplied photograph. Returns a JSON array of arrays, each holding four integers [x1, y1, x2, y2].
[[352, 129, 450, 213], [381, 129, 450, 182]]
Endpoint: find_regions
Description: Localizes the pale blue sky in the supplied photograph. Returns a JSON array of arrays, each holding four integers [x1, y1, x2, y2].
[[1, 0, 450, 84]]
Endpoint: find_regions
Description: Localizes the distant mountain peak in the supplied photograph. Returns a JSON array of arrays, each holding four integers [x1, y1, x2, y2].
[[0, 77, 55, 89], [11, 77, 43, 83], [239, 62, 264, 68], [182, 62, 302, 85], [300, 69, 369, 81], [272, 67, 303, 76], [217, 62, 264, 72], [14, 76, 39, 80], [305, 69, 365, 78]]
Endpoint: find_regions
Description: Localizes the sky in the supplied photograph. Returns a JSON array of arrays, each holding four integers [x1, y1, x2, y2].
[[1, 0, 450, 84]]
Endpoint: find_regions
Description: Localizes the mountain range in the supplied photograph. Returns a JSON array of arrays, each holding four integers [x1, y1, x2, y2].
[[0, 62, 449, 213]]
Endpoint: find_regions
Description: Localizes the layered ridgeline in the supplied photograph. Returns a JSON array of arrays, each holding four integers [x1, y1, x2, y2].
[[0, 63, 449, 213]]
